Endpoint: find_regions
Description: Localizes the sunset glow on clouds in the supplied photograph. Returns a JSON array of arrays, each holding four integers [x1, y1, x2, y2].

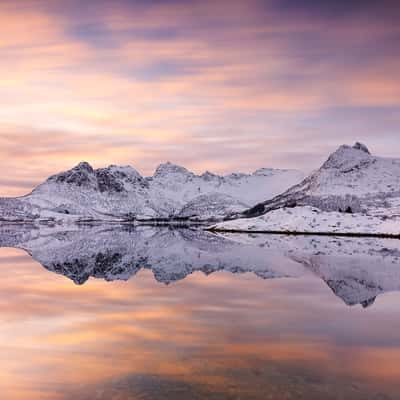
[[0, 0, 399, 195]]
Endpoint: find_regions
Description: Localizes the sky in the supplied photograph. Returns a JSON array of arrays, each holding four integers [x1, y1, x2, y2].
[[0, 0, 399, 196]]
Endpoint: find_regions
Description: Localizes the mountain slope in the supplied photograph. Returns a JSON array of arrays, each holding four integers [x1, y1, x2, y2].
[[1, 162, 304, 222], [211, 142, 400, 235]]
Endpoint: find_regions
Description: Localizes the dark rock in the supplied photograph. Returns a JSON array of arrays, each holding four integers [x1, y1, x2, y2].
[[95, 169, 125, 193], [353, 142, 371, 154]]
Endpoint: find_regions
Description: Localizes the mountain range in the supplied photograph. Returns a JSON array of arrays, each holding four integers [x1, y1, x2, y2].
[[0, 162, 303, 222], [0, 141, 399, 236]]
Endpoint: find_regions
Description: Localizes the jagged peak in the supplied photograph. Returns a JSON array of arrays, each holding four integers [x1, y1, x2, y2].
[[321, 143, 372, 171], [46, 162, 148, 192], [74, 161, 94, 173], [153, 161, 192, 178], [45, 161, 96, 187], [95, 165, 147, 193]]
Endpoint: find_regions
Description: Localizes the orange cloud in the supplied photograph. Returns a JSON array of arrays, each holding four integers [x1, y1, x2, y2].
[[0, 0, 399, 196]]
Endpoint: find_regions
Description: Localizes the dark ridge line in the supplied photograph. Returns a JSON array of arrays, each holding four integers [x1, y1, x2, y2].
[[206, 227, 400, 239]]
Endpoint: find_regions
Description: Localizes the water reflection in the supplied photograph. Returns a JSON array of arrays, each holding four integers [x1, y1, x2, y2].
[[0, 226, 400, 399], [1, 225, 400, 307]]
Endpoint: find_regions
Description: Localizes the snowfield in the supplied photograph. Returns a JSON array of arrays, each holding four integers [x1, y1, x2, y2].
[[209, 206, 400, 237]]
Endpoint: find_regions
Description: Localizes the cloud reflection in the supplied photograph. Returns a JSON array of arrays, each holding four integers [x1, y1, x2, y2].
[[0, 246, 400, 399]]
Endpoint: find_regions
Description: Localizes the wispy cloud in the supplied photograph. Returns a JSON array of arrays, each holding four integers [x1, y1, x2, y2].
[[0, 0, 399, 195]]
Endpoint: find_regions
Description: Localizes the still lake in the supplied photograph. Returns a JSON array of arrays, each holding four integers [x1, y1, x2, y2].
[[0, 226, 400, 399]]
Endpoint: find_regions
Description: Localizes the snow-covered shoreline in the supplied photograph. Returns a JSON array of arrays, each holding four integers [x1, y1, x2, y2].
[[2, 205, 400, 239], [208, 206, 400, 238]]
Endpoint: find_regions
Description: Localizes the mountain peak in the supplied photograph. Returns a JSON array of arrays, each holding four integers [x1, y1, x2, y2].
[[321, 143, 372, 171], [243, 141, 400, 218], [75, 161, 94, 173], [46, 161, 96, 187], [153, 162, 192, 178]]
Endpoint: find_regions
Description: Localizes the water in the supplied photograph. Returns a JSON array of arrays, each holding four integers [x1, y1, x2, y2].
[[0, 225, 400, 399]]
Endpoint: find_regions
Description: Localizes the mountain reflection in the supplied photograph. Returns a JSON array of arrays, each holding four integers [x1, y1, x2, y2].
[[1, 225, 400, 308], [1, 231, 400, 400]]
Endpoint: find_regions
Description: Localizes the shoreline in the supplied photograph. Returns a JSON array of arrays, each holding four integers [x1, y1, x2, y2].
[[206, 227, 400, 239], [1, 219, 400, 239]]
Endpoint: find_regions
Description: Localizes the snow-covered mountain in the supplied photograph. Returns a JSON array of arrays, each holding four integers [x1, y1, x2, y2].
[[211, 142, 400, 235], [0, 161, 304, 222], [242, 142, 400, 218], [2, 224, 400, 307]]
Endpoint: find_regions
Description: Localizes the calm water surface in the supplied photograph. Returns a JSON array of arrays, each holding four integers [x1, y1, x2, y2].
[[0, 228, 400, 399]]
